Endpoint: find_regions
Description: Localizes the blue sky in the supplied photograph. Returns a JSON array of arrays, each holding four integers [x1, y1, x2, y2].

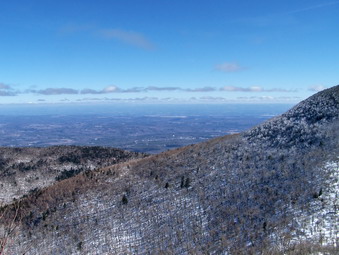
[[0, 0, 338, 104]]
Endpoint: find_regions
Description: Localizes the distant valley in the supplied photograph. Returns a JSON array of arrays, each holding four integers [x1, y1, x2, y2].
[[0, 104, 291, 153]]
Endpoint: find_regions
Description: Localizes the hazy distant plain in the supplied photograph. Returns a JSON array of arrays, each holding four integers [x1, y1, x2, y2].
[[0, 104, 292, 153]]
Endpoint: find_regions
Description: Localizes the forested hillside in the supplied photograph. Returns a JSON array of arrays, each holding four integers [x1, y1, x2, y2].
[[1, 86, 338, 254]]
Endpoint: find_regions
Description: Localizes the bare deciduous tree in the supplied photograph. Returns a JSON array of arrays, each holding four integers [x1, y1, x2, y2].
[[0, 202, 21, 255]]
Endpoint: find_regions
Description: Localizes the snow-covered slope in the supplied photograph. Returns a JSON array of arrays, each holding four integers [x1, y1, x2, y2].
[[1, 85, 338, 254], [0, 146, 147, 205]]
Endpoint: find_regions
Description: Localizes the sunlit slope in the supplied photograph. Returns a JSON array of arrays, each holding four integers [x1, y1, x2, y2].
[[1, 85, 338, 254]]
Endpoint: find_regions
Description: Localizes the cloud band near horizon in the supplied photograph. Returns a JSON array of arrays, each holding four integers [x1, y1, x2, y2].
[[0, 84, 298, 96]]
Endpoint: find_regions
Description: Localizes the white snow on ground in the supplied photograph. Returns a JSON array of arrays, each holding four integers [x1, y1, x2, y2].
[[292, 160, 338, 247]]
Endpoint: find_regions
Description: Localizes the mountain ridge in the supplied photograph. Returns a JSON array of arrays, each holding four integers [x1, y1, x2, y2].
[[1, 85, 338, 254], [0, 146, 148, 205]]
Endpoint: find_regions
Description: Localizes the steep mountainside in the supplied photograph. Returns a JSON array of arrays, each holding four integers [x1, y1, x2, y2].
[[0, 146, 147, 205], [1, 85, 338, 254]]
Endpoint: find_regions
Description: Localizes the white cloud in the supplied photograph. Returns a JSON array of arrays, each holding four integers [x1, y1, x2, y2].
[[80, 86, 144, 94], [220, 86, 295, 92], [32, 88, 79, 95], [59, 24, 95, 35], [0, 82, 18, 96], [100, 29, 155, 50], [146, 86, 217, 92], [59, 24, 155, 50], [0, 82, 11, 90], [221, 86, 262, 92], [102, 85, 120, 93], [248, 86, 262, 92], [215, 62, 245, 73], [198, 96, 228, 101], [0, 91, 17, 96], [308, 85, 327, 92], [287, 1, 339, 14], [9, 83, 298, 101], [236, 96, 300, 102], [184, 87, 216, 92], [146, 86, 181, 91]]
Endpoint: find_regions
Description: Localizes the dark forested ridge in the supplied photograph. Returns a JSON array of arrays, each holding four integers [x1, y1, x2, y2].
[[0, 146, 147, 205], [1, 85, 338, 254]]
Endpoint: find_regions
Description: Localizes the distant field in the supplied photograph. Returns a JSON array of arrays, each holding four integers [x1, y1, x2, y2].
[[0, 104, 292, 153]]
